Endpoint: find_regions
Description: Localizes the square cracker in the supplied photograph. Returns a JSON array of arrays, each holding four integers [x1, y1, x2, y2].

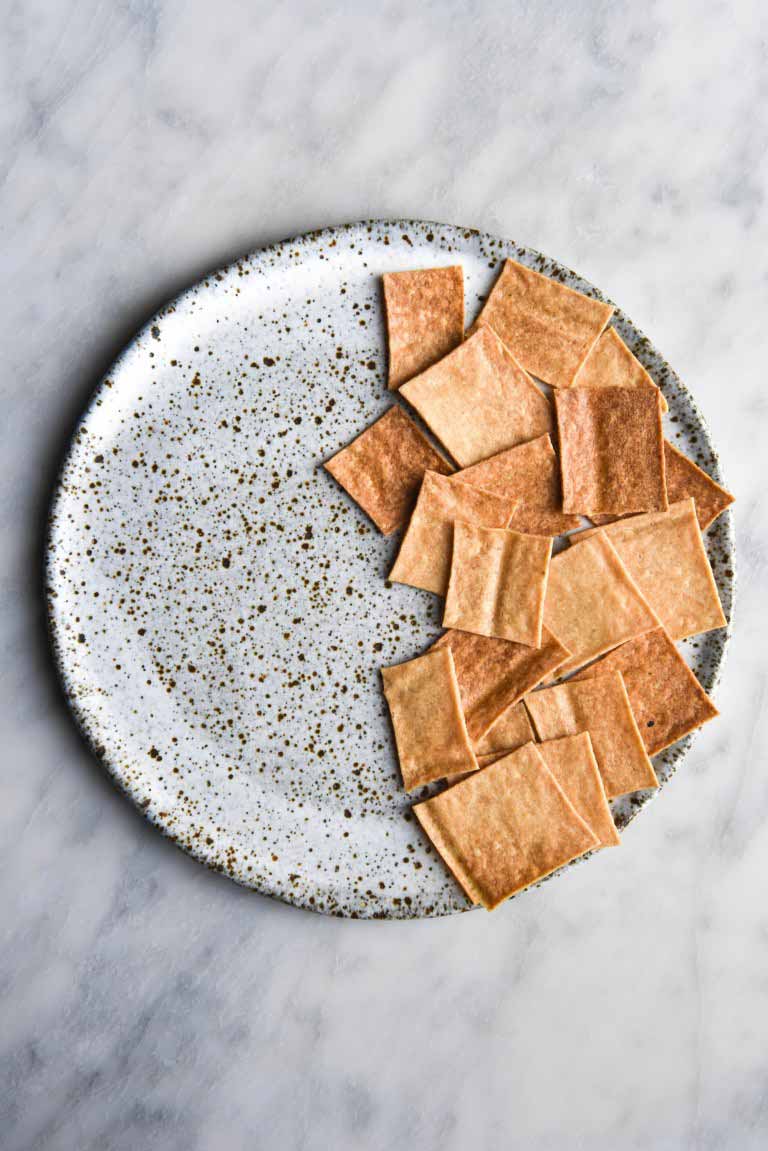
[[381, 647, 476, 791], [538, 733, 620, 848], [389, 472, 516, 596], [324, 405, 452, 535], [524, 671, 659, 799], [571, 627, 719, 755], [589, 439, 736, 531], [457, 434, 581, 536], [572, 326, 668, 412], [443, 521, 552, 647], [432, 626, 569, 742], [383, 266, 464, 390], [474, 258, 614, 388], [555, 386, 667, 515], [474, 701, 536, 761], [663, 440, 735, 531], [543, 531, 659, 679], [413, 743, 598, 910], [572, 500, 726, 640], [400, 324, 553, 467]]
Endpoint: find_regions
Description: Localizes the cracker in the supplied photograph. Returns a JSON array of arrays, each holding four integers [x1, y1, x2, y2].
[[474, 258, 614, 388], [413, 743, 598, 910], [443, 521, 552, 647], [381, 647, 477, 791], [389, 472, 516, 596], [571, 626, 719, 755], [538, 733, 620, 848], [457, 434, 581, 536], [474, 701, 536, 759], [572, 326, 668, 412], [382, 266, 464, 390], [524, 671, 659, 798], [475, 753, 510, 769], [324, 405, 453, 534], [588, 511, 631, 527], [543, 531, 659, 679], [589, 439, 736, 530], [400, 324, 553, 467], [663, 440, 735, 531], [572, 500, 727, 640], [555, 386, 667, 515], [432, 627, 570, 741]]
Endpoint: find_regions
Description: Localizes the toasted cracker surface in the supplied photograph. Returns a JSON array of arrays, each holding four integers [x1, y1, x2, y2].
[[556, 386, 667, 515], [538, 733, 621, 848], [381, 647, 477, 791], [570, 627, 718, 755], [443, 521, 552, 646], [543, 531, 659, 678], [324, 405, 452, 534], [383, 266, 464, 390], [457, 435, 581, 536], [525, 671, 659, 799], [474, 258, 614, 388], [663, 440, 735, 531], [572, 326, 668, 412], [389, 472, 516, 596], [572, 500, 727, 640], [432, 626, 569, 741], [400, 325, 553, 467], [414, 743, 598, 909], [474, 702, 537, 759]]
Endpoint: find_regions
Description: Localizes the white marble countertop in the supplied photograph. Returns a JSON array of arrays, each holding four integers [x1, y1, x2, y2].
[[2, 3, 766, 1148]]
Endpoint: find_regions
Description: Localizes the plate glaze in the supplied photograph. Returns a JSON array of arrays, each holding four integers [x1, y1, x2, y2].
[[45, 220, 735, 918]]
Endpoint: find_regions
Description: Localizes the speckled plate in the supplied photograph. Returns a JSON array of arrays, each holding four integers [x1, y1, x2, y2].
[[46, 220, 734, 918]]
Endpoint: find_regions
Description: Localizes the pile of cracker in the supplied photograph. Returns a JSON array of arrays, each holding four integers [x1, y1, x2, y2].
[[325, 259, 733, 911]]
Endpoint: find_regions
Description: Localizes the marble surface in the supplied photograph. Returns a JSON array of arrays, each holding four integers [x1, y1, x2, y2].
[[1, 2, 766, 1147]]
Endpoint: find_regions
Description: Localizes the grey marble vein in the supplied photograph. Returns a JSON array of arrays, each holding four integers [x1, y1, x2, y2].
[[1, 1, 767, 1148]]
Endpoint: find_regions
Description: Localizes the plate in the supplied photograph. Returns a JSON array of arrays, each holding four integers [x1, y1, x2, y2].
[[46, 220, 734, 918]]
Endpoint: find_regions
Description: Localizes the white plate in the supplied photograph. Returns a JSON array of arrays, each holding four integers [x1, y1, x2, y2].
[[46, 220, 734, 918]]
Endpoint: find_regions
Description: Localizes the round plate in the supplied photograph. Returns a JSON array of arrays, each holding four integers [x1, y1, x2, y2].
[[46, 220, 734, 918]]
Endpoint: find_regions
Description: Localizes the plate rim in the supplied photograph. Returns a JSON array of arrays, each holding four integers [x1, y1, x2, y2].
[[44, 217, 736, 918]]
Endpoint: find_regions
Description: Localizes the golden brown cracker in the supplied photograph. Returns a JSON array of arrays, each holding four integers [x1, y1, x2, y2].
[[388, 472, 516, 596], [383, 266, 464, 390], [457, 435, 581, 536], [474, 258, 614, 388], [474, 701, 536, 759], [413, 743, 598, 910], [572, 326, 668, 412], [537, 733, 620, 848], [663, 440, 735, 531], [381, 647, 477, 791], [573, 500, 727, 640], [524, 671, 659, 799], [571, 627, 718, 755], [543, 531, 659, 679], [555, 386, 667, 515], [400, 324, 553, 467], [324, 405, 452, 534], [443, 521, 552, 647], [432, 626, 569, 741]]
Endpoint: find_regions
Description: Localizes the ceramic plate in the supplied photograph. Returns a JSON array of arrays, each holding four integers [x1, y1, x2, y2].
[[46, 220, 734, 918]]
